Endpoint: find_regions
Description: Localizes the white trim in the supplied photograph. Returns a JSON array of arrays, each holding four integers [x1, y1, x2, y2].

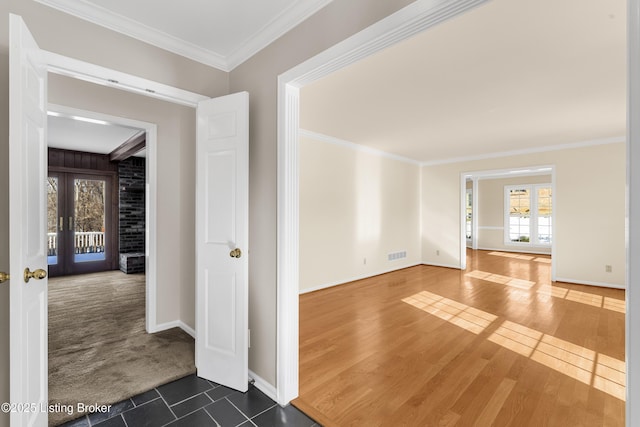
[[280, 0, 488, 87], [465, 187, 473, 245], [460, 166, 556, 285], [226, 0, 334, 71], [471, 178, 478, 250], [34, 0, 228, 70], [43, 51, 209, 108], [629, 0, 640, 421], [276, 81, 300, 406], [299, 263, 422, 295], [554, 277, 626, 290], [35, 0, 332, 72], [503, 183, 553, 247], [423, 262, 463, 270], [477, 246, 551, 256], [478, 226, 504, 230], [249, 370, 279, 403], [550, 167, 557, 282], [300, 129, 421, 165], [459, 173, 467, 270], [152, 320, 196, 338], [422, 136, 625, 166], [277, 0, 488, 406], [48, 104, 161, 335]]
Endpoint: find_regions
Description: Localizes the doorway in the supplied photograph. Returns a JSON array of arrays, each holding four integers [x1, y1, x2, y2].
[[458, 167, 556, 274], [275, 0, 488, 404], [47, 170, 116, 277], [46, 103, 160, 331]]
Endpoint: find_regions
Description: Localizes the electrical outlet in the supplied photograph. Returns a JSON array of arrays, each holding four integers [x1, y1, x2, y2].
[[364, 258, 367, 265], [436, 250, 440, 256], [605, 265, 612, 273]]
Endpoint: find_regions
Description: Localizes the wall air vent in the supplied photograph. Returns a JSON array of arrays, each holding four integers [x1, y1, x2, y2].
[[388, 251, 407, 261]]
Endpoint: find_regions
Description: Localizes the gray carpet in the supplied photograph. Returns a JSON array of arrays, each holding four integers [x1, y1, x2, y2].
[[48, 271, 195, 426]]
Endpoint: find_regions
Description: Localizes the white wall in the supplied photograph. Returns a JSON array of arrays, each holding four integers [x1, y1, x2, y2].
[[422, 142, 626, 288], [299, 135, 421, 292], [477, 174, 552, 254]]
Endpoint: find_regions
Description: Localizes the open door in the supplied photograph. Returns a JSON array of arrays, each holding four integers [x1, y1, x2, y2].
[[9, 14, 49, 426], [195, 92, 249, 391]]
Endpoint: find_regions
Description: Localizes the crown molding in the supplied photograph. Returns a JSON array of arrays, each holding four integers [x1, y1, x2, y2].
[[226, 0, 334, 70], [281, 0, 489, 87], [301, 131, 624, 168], [35, 0, 229, 70], [421, 135, 626, 166], [35, 0, 333, 72], [299, 129, 421, 166]]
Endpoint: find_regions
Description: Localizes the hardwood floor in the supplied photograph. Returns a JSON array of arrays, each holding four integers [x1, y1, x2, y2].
[[294, 250, 625, 427]]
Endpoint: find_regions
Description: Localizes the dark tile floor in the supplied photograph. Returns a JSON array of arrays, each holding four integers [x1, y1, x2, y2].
[[57, 375, 320, 427]]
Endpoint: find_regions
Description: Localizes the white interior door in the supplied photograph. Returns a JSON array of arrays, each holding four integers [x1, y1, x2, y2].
[[195, 92, 249, 392], [9, 14, 49, 427]]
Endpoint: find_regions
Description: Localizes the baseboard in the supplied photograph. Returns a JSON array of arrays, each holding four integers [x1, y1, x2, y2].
[[151, 320, 196, 338], [249, 370, 278, 402], [421, 261, 462, 270], [299, 262, 422, 294], [477, 246, 552, 256], [554, 277, 626, 290]]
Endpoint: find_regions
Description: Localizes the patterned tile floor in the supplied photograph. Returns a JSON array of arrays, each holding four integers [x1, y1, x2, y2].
[[58, 375, 319, 427]]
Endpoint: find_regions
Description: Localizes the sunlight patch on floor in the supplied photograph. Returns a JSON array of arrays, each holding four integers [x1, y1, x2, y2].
[[537, 285, 625, 314], [402, 291, 497, 334], [488, 251, 536, 261], [488, 320, 625, 401], [466, 270, 536, 290], [402, 289, 625, 401]]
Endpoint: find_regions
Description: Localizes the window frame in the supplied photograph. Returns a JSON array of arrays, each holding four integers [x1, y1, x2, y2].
[[503, 183, 552, 247], [465, 188, 472, 242]]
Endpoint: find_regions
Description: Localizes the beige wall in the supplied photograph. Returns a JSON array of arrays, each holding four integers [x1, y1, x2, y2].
[[48, 74, 198, 328], [0, 3, 229, 423], [299, 136, 420, 292], [0, 0, 415, 411], [0, 1, 228, 96], [422, 142, 626, 287], [477, 174, 552, 254], [229, 0, 414, 386]]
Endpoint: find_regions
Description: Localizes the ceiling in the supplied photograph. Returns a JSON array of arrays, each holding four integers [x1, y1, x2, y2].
[[35, 0, 333, 71], [300, 0, 626, 164], [48, 114, 146, 157]]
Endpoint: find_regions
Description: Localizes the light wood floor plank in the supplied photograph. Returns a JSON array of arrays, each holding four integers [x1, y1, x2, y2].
[[294, 249, 625, 426]]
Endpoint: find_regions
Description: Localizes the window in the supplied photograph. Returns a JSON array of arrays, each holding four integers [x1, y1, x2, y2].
[[505, 184, 552, 246], [465, 189, 472, 241]]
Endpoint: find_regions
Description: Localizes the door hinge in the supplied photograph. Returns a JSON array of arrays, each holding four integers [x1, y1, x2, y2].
[[248, 329, 251, 348]]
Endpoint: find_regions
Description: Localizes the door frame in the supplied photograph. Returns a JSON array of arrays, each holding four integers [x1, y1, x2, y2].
[[276, 0, 491, 405], [457, 166, 556, 277], [47, 103, 161, 332], [47, 169, 118, 276]]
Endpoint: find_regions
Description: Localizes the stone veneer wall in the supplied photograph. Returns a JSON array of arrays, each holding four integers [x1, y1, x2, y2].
[[118, 157, 145, 273]]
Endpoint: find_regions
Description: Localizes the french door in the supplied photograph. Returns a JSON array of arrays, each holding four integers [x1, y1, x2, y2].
[[48, 171, 117, 276]]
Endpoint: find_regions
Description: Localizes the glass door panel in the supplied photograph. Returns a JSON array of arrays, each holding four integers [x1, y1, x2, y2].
[[73, 178, 107, 263], [47, 171, 114, 277], [47, 176, 59, 266]]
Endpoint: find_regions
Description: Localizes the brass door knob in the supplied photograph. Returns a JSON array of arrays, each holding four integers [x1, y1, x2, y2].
[[0, 272, 9, 284], [24, 268, 47, 283], [229, 248, 242, 258]]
